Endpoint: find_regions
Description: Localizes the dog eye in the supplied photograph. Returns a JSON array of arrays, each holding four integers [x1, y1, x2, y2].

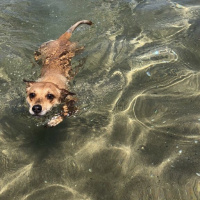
[[29, 93, 36, 98], [46, 94, 55, 100]]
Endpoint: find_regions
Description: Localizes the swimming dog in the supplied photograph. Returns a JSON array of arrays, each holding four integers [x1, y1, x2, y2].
[[24, 20, 92, 126]]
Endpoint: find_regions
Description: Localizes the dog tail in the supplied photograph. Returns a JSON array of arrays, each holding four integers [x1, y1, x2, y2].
[[59, 20, 92, 41]]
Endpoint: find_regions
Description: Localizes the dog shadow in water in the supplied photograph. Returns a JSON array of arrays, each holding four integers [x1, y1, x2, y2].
[[19, 122, 72, 164]]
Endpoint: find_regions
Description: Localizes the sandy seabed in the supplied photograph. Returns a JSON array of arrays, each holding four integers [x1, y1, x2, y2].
[[1, 0, 200, 199]]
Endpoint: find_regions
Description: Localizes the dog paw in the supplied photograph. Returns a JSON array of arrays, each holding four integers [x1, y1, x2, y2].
[[47, 115, 63, 127]]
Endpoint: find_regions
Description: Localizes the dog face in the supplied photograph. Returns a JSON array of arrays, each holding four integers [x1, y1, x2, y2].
[[25, 81, 72, 116]]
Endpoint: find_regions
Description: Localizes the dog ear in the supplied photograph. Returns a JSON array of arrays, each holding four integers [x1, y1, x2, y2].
[[34, 50, 42, 61], [23, 79, 36, 89], [60, 89, 75, 101]]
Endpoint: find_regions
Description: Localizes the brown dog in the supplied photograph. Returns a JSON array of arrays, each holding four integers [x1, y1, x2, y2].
[[24, 20, 92, 126]]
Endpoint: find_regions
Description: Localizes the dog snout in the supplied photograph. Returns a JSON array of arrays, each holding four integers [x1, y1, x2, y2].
[[32, 105, 42, 114]]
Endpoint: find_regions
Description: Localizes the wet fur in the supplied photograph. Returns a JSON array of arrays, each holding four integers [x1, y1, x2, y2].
[[24, 20, 92, 127]]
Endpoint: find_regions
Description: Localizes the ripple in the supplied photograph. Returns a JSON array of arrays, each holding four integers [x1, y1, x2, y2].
[[136, 47, 178, 65], [0, 164, 32, 196], [0, 0, 200, 199], [22, 184, 89, 200], [132, 92, 200, 139]]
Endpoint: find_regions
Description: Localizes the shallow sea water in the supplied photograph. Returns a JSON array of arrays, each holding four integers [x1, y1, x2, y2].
[[1, 0, 200, 199]]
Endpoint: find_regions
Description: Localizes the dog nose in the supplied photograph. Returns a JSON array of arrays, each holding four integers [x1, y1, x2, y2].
[[32, 105, 42, 114]]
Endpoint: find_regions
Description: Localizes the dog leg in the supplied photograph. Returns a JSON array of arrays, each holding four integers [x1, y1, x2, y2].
[[47, 100, 77, 127], [47, 115, 64, 127]]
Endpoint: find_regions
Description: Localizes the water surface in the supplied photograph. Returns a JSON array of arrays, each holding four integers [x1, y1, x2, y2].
[[0, 0, 200, 199]]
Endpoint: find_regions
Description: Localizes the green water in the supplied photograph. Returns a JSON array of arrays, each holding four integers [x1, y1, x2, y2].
[[0, 0, 200, 199]]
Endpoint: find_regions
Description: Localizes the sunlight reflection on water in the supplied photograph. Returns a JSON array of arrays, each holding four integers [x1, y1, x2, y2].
[[1, 0, 200, 199]]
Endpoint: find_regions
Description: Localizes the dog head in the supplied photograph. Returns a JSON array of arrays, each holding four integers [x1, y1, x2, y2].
[[24, 80, 75, 116]]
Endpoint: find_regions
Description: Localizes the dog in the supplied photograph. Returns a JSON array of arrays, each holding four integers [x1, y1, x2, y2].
[[24, 20, 92, 127]]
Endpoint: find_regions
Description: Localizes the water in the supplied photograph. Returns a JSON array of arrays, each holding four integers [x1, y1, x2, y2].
[[0, 0, 200, 199]]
